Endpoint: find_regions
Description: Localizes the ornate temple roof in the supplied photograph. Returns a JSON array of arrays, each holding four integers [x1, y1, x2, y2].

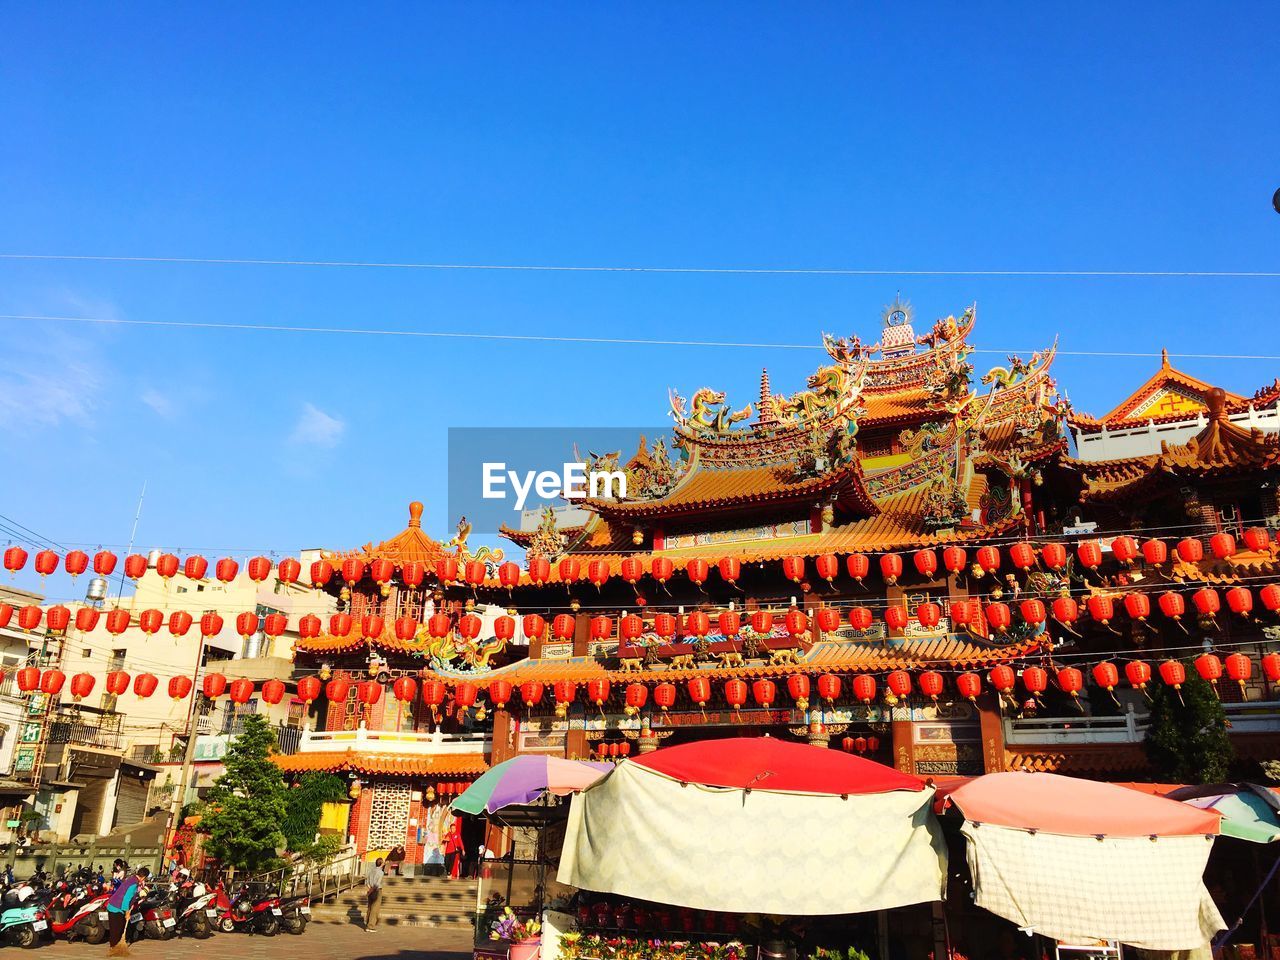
[[1070, 388, 1280, 503], [330, 501, 451, 569], [273, 750, 488, 776]]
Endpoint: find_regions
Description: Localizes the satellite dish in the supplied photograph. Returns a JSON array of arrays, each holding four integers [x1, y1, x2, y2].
[[1274, 187, 1280, 214]]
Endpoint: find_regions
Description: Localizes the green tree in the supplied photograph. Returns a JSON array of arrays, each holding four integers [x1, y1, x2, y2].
[[201, 713, 289, 873], [282, 771, 348, 852], [1144, 668, 1234, 783]]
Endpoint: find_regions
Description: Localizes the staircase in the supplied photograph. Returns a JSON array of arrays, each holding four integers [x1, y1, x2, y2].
[[310, 875, 479, 929]]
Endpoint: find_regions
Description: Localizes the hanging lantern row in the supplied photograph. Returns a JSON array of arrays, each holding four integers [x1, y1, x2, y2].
[[592, 741, 633, 759], [6, 667, 292, 705]]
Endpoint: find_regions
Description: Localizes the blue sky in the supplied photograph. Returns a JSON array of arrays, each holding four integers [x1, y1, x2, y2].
[[1, 2, 1277, 599]]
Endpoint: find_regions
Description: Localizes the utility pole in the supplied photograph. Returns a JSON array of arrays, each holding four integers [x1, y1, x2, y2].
[[163, 631, 208, 866]]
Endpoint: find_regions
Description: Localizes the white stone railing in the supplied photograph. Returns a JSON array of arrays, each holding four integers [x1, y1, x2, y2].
[[1004, 700, 1280, 744], [1073, 405, 1280, 462], [297, 724, 491, 756]]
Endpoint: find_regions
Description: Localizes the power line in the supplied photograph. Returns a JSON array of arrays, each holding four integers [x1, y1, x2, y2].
[[5, 313, 1280, 361], [2, 252, 1279, 279], [0, 514, 65, 552]]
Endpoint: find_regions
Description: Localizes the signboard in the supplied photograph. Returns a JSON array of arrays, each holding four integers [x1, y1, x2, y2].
[[193, 734, 230, 762]]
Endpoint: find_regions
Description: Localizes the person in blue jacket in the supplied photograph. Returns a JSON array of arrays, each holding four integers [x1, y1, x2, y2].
[[106, 862, 148, 956]]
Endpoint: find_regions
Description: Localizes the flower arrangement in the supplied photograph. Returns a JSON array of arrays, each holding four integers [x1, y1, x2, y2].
[[491, 906, 542, 944], [560, 933, 747, 960]]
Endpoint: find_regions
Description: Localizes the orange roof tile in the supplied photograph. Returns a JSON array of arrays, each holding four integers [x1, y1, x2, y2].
[[272, 750, 488, 777], [1004, 745, 1148, 775], [860, 388, 939, 426], [1072, 351, 1251, 429], [334, 502, 450, 570]]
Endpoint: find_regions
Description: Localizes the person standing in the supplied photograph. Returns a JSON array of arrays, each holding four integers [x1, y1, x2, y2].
[[106, 862, 141, 956], [364, 857, 385, 932]]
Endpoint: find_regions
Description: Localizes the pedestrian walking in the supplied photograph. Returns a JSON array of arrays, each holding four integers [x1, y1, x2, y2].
[[364, 857, 385, 931], [105, 861, 142, 956]]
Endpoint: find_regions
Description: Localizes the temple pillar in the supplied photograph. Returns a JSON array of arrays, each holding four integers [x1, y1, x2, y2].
[[890, 716, 914, 774], [977, 696, 1006, 772], [490, 707, 515, 765]]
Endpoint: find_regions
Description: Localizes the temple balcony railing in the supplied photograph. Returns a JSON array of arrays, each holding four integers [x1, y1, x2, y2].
[[297, 724, 490, 757], [1004, 700, 1280, 744]]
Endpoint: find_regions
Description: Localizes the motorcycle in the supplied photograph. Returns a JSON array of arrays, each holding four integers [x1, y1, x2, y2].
[[126, 884, 177, 942], [211, 881, 282, 936], [45, 871, 109, 944], [0, 878, 49, 948], [171, 874, 217, 939], [278, 894, 311, 935]]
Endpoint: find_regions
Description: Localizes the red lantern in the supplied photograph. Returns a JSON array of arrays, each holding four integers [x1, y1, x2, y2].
[[426, 612, 450, 638], [718, 557, 741, 585], [916, 602, 941, 629], [650, 557, 673, 584], [1244, 527, 1272, 554], [587, 679, 611, 707], [1052, 596, 1079, 625], [0, 604, 13, 629], [913, 549, 938, 579], [848, 606, 873, 631], [324, 612, 352, 638], [1262, 653, 1280, 683], [1057, 666, 1084, 699], [3, 546, 28, 574], [340, 558, 365, 586], [885, 670, 911, 701], [522, 614, 546, 641], [950, 599, 975, 628], [749, 610, 773, 635], [1020, 599, 1046, 625], [751, 678, 776, 708], [816, 673, 841, 704], [236, 611, 260, 640], [75, 607, 100, 632], [1226, 653, 1253, 691], [1021, 666, 1048, 698], [815, 554, 839, 584], [1159, 660, 1186, 692], [816, 606, 842, 632], [552, 613, 576, 640], [1123, 592, 1151, 622], [106, 608, 130, 636], [1227, 587, 1253, 617], [1041, 543, 1067, 571], [34, 550, 58, 578], [1009, 542, 1036, 571], [1158, 591, 1186, 621], [717, 609, 741, 637], [262, 679, 286, 705], [421, 679, 447, 711], [846, 554, 870, 582], [724, 679, 748, 710], [652, 612, 676, 639], [624, 683, 647, 715], [558, 557, 581, 584], [1087, 595, 1115, 626], [354, 680, 381, 706], [169, 675, 193, 700], [203, 673, 228, 699], [456, 614, 480, 640], [17, 606, 41, 632], [182, 555, 208, 581], [70, 673, 95, 701], [943, 546, 967, 574], [155, 553, 183, 581], [553, 680, 576, 712], [1210, 533, 1237, 560], [246, 556, 272, 583], [1195, 653, 1223, 688], [879, 553, 903, 584], [365, 558, 393, 586], [619, 557, 643, 586], [786, 675, 810, 710], [1125, 660, 1152, 692], [493, 615, 515, 642], [1111, 536, 1139, 565], [395, 616, 420, 642], [215, 557, 239, 583], [957, 672, 982, 702], [325, 677, 350, 703], [40, 670, 65, 696], [885, 605, 909, 632], [463, 560, 486, 587], [919, 670, 944, 702], [782, 556, 805, 583], [1092, 661, 1120, 693], [1176, 538, 1204, 564], [1076, 541, 1103, 571], [990, 665, 1016, 695], [621, 613, 645, 640], [16, 667, 40, 693], [138, 608, 163, 636], [1193, 588, 1221, 617], [436, 557, 459, 584], [229, 678, 255, 704], [310, 559, 333, 587], [1142, 539, 1168, 565], [45, 605, 70, 633], [984, 602, 1011, 634], [526, 556, 550, 585], [134, 673, 159, 698], [262, 612, 287, 638], [1263, 585, 1280, 613], [685, 558, 709, 586], [975, 546, 1001, 575], [785, 607, 808, 637], [62, 547, 87, 578], [277, 557, 301, 585], [653, 682, 677, 712], [487, 679, 512, 709], [454, 681, 479, 711], [297, 675, 321, 703], [684, 611, 710, 638], [852, 674, 876, 705]]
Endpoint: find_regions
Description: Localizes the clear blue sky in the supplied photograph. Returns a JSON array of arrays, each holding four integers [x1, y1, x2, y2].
[[1, 3, 1277, 599]]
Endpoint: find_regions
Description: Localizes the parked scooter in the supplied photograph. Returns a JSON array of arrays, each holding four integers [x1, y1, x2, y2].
[[126, 882, 177, 942], [45, 869, 109, 944], [211, 881, 282, 936], [278, 893, 311, 935], [0, 876, 49, 948], [171, 871, 217, 939]]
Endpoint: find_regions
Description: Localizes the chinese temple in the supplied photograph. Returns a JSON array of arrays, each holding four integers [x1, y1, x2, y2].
[[282, 300, 1280, 860]]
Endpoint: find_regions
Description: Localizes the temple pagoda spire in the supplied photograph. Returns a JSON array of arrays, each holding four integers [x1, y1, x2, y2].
[[757, 367, 777, 423]]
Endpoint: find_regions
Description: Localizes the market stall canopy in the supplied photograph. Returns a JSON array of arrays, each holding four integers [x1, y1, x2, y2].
[[940, 771, 1221, 837], [451, 755, 612, 816], [941, 772, 1224, 951], [1166, 783, 1280, 844], [559, 737, 945, 916]]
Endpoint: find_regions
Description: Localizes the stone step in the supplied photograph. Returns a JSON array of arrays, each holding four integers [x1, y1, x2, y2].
[[328, 887, 477, 907], [309, 903, 476, 929]]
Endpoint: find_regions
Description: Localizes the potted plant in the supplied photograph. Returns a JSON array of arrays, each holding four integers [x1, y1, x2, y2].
[[492, 906, 542, 960]]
